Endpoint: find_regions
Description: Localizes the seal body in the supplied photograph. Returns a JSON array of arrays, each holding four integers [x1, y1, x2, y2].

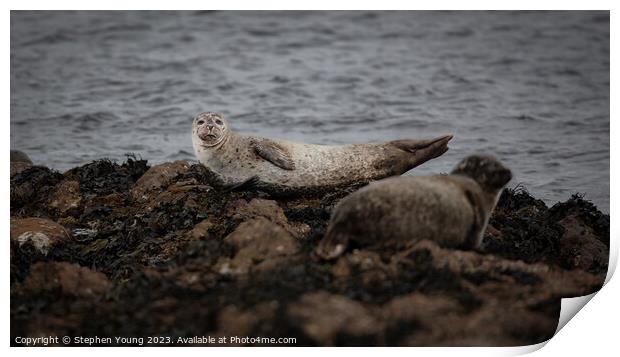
[[316, 154, 512, 259], [191, 112, 453, 195]]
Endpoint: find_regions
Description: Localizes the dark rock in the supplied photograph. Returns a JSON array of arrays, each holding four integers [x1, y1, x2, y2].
[[190, 217, 217, 240], [131, 160, 191, 201], [217, 217, 300, 274], [550, 193, 610, 246], [20, 261, 111, 297], [558, 215, 608, 274], [11, 166, 64, 216], [9, 158, 609, 346], [10, 217, 71, 256], [11, 162, 33, 177], [48, 180, 82, 216], [10, 150, 33, 176], [227, 198, 310, 237], [287, 291, 382, 346], [228, 198, 288, 226], [215, 302, 280, 345], [64, 157, 149, 196], [483, 187, 562, 265]]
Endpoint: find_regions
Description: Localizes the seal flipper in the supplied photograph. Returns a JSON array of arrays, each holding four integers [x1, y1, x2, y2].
[[224, 175, 261, 192], [252, 139, 296, 170], [462, 188, 487, 249], [390, 134, 453, 155], [198, 164, 259, 192], [316, 232, 349, 260]]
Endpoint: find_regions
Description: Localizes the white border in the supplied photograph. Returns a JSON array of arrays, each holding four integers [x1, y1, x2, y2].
[[5, 2, 616, 356]]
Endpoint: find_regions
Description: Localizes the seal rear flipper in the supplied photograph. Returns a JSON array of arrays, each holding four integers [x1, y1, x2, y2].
[[390, 134, 453, 155], [224, 175, 261, 192], [252, 139, 296, 170], [316, 233, 349, 260]]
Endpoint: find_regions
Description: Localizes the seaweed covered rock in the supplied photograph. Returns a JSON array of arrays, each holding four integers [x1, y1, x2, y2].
[[49, 180, 82, 217], [217, 217, 300, 274], [226, 198, 311, 238], [483, 187, 609, 282], [9, 157, 610, 347], [64, 156, 149, 196], [131, 160, 191, 202], [10, 150, 33, 176], [550, 194, 610, 244], [557, 215, 608, 273], [11, 166, 64, 217], [482, 186, 562, 264], [288, 291, 382, 346], [19, 261, 112, 298]]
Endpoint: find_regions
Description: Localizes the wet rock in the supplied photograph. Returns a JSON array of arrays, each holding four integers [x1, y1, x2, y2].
[[190, 217, 217, 239], [10, 150, 33, 176], [48, 180, 82, 216], [229, 198, 287, 223], [382, 293, 464, 345], [400, 302, 557, 346], [215, 302, 279, 345], [131, 160, 191, 201], [9, 158, 610, 346], [229, 198, 314, 238], [483, 224, 503, 242], [216, 217, 300, 274], [384, 293, 462, 323], [21, 261, 111, 297], [394, 240, 602, 299], [287, 291, 382, 346], [216, 305, 259, 340], [11, 166, 64, 215], [483, 187, 562, 264], [10, 217, 71, 256], [228, 198, 296, 231], [550, 194, 609, 245], [64, 157, 149, 196], [558, 214, 608, 274], [331, 249, 387, 279]]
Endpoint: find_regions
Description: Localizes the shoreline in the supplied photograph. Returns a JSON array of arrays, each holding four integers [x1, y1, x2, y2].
[[10, 156, 610, 346]]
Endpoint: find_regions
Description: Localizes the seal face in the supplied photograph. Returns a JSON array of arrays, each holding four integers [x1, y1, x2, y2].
[[451, 154, 513, 192], [316, 154, 512, 259], [191, 112, 453, 196], [193, 112, 229, 147]]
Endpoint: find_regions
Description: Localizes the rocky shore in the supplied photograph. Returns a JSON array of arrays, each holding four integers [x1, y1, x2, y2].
[[10, 155, 609, 346]]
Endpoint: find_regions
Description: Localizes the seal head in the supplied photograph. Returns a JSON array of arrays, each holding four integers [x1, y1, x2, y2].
[[451, 154, 512, 192], [193, 112, 229, 147]]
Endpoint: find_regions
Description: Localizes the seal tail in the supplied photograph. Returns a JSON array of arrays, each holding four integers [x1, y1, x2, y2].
[[390, 134, 453, 168], [390, 134, 453, 155]]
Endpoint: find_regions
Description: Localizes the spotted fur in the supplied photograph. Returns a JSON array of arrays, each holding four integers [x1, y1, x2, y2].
[[192, 112, 453, 196]]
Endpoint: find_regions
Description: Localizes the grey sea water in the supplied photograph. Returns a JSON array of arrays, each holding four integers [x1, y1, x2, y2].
[[10, 11, 610, 211]]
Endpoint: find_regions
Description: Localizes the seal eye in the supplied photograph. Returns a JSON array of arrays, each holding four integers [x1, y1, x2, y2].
[[215, 119, 223, 125], [197, 120, 205, 125]]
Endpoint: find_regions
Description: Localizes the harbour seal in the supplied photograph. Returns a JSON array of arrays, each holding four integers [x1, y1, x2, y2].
[[191, 112, 453, 196], [316, 154, 512, 259]]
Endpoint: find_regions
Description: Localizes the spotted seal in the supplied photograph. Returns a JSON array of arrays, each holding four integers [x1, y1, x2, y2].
[[316, 154, 513, 259], [191, 112, 453, 196]]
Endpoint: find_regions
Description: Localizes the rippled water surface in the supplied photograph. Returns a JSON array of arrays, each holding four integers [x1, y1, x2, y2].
[[10, 11, 610, 211]]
